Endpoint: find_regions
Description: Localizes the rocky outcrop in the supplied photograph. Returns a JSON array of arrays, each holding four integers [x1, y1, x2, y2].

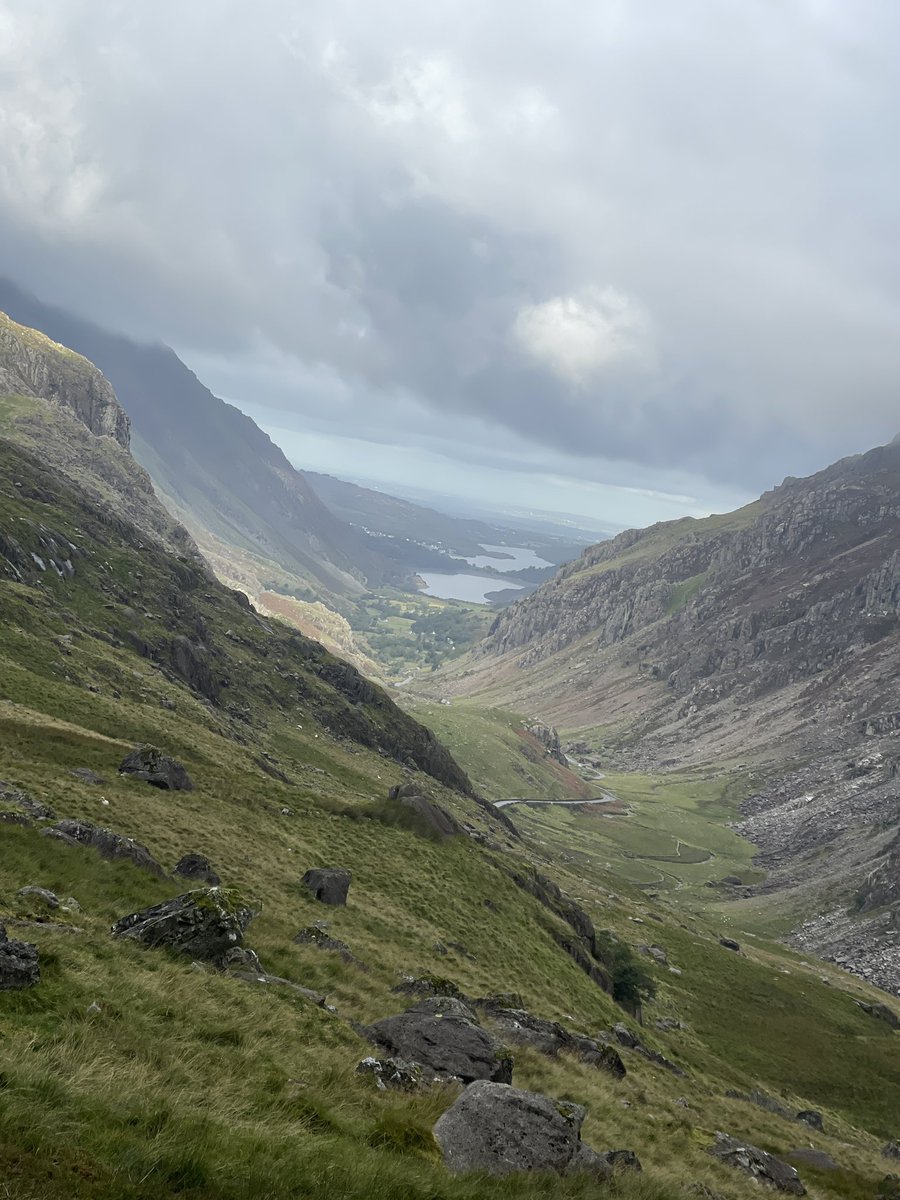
[[301, 868, 351, 907], [112, 888, 253, 966], [709, 1133, 805, 1194], [523, 721, 568, 765], [434, 1080, 619, 1179], [385, 783, 464, 840], [119, 746, 194, 791], [476, 1003, 626, 1078], [0, 783, 54, 825], [365, 996, 513, 1085], [42, 819, 166, 877], [0, 923, 40, 989], [0, 311, 130, 446]]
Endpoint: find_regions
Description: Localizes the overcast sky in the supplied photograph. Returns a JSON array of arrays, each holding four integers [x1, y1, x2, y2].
[[1, 0, 898, 525]]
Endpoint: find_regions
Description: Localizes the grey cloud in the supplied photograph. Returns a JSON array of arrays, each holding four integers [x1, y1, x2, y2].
[[0, 0, 898, 496]]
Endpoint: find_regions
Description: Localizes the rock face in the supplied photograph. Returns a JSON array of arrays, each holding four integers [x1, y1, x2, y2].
[[301, 867, 351, 906], [710, 1134, 806, 1195], [174, 853, 221, 886], [0, 310, 130, 447], [0, 923, 40, 989], [433, 1080, 610, 1179], [42, 819, 165, 877], [365, 997, 513, 1085], [119, 746, 194, 791], [111, 888, 253, 966]]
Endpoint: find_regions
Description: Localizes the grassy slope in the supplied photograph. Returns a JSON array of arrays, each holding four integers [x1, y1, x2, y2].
[[0, 444, 899, 1199]]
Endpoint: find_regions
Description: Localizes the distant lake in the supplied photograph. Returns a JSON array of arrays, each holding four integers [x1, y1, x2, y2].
[[460, 544, 552, 570], [417, 572, 525, 604]]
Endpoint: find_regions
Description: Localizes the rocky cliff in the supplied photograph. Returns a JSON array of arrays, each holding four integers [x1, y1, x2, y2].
[[463, 439, 900, 992]]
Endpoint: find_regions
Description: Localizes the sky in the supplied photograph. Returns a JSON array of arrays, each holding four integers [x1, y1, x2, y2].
[[0, 0, 898, 526]]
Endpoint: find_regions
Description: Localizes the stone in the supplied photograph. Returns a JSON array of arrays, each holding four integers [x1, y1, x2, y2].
[[293, 926, 353, 962], [118, 745, 193, 791], [223, 946, 263, 973], [785, 1149, 838, 1171], [0, 783, 54, 825], [356, 1057, 424, 1091], [604, 1150, 642, 1172], [656, 1017, 682, 1032], [642, 943, 669, 965], [710, 1133, 805, 1194], [719, 937, 741, 952], [434, 1080, 612, 1179], [42, 819, 166, 876], [392, 974, 465, 1000], [112, 887, 253, 966], [884, 1143, 900, 1162], [301, 867, 351, 906], [365, 996, 513, 1085], [796, 1110, 824, 1132], [0, 923, 40, 989], [174, 853, 221, 886], [70, 768, 106, 785], [877, 1176, 900, 1200], [386, 784, 464, 840], [17, 886, 60, 910], [477, 1004, 626, 1078], [228, 971, 328, 1008]]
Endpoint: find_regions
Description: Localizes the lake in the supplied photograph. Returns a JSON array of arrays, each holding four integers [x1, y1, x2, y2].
[[460, 544, 552, 570], [417, 572, 525, 604]]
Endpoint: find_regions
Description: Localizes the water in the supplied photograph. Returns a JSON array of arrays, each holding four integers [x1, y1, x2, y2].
[[417, 572, 525, 604], [460, 544, 552, 570]]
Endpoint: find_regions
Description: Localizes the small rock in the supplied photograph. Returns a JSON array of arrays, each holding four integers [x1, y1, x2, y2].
[[883, 1144, 900, 1162], [70, 768, 106, 785], [0, 923, 40, 989], [301, 867, 351, 906], [17, 886, 60, 910], [656, 1017, 682, 1032], [796, 1110, 824, 1132], [0, 784, 55, 825], [174, 853, 221, 886], [604, 1150, 642, 1172], [86, 1000, 103, 1016], [280, 807, 294, 816], [356, 1057, 423, 1091], [719, 938, 741, 952], [785, 1149, 838, 1171], [223, 946, 263, 974], [294, 926, 354, 962], [118, 745, 193, 791]]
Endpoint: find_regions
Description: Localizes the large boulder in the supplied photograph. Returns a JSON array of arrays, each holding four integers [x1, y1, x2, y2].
[[42, 819, 166, 877], [0, 923, 40, 989], [111, 887, 253, 966], [301, 867, 351, 906], [365, 996, 512, 1085], [386, 784, 464, 840], [709, 1133, 805, 1195], [434, 1079, 612, 1178], [174, 853, 221, 886], [118, 745, 193, 791]]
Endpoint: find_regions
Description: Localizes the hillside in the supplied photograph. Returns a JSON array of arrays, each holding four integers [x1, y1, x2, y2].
[[0, 278, 407, 612], [2, 321, 900, 1200], [450, 441, 900, 990]]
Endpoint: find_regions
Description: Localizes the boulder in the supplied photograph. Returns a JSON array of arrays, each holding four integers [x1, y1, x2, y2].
[[111, 887, 253, 966], [796, 1110, 824, 1132], [719, 938, 741, 952], [17, 886, 60, 910], [386, 784, 464, 840], [356, 1057, 424, 1091], [174, 853, 221, 886], [477, 1004, 626, 1078], [433, 1079, 613, 1179], [710, 1133, 805, 1194], [365, 996, 512, 1085], [118, 745, 193, 791], [0, 923, 40, 989], [42, 819, 165, 877], [884, 1144, 900, 1162], [301, 867, 351, 906]]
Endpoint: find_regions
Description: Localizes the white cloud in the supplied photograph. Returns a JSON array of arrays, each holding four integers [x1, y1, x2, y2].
[[512, 287, 654, 384]]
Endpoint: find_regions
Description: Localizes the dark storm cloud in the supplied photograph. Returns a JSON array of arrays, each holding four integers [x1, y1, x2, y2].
[[0, 0, 898, 493]]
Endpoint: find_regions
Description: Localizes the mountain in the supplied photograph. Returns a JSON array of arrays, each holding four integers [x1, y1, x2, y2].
[[0, 278, 408, 612], [2, 352, 900, 1200], [454, 439, 900, 990]]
